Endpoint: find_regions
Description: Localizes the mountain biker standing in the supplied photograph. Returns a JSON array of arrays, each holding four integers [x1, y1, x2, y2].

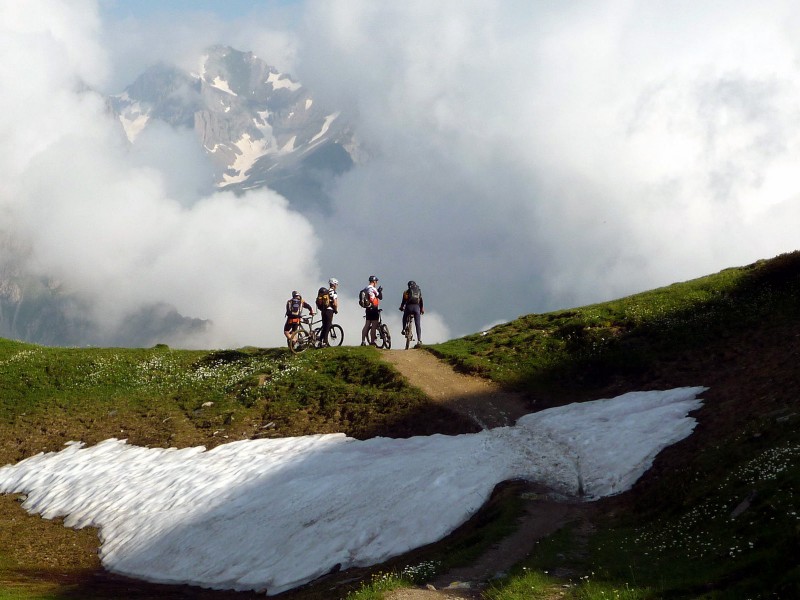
[[284, 291, 314, 348], [360, 275, 383, 346], [400, 280, 424, 348], [317, 278, 339, 347]]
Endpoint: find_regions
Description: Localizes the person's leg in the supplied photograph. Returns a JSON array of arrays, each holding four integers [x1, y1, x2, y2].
[[361, 318, 370, 345], [412, 306, 422, 342], [320, 310, 333, 345], [368, 320, 378, 344], [285, 322, 297, 346]]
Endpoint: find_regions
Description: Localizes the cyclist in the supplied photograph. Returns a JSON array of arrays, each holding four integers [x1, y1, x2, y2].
[[284, 291, 314, 348], [360, 275, 383, 345], [316, 278, 339, 347], [399, 280, 424, 347]]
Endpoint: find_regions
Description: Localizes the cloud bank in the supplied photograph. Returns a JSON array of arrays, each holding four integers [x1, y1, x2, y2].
[[0, 0, 321, 348], [3, 0, 800, 347]]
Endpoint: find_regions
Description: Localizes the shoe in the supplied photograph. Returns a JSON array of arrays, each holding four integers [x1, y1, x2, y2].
[[360, 341, 367, 346]]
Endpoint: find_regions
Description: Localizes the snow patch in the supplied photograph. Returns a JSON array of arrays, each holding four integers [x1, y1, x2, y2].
[[305, 98, 313, 110], [280, 136, 297, 153], [219, 133, 269, 186], [116, 101, 150, 142], [0, 387, 706, 595], [266, 71, 301, 92], [309, 112, 339, 143], [211, 76, 237, 96]]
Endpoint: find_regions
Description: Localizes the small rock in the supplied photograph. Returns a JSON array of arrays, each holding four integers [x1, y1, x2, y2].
[[444, 581, 472, 589]]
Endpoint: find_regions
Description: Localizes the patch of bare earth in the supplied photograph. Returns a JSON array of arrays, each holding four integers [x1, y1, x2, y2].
[[380, 350, 529, 429]]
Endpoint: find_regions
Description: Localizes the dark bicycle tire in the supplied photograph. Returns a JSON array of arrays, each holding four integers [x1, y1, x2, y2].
[[290, 330, 311, 354], [327, 324, 344, 347], [379, 324, 391, 350], [403, 317, 413, 350], [373, 324, 386, 349]]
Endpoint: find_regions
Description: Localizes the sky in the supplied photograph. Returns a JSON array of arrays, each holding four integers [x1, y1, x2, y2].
[[2, 1, 800, 348], [0, 386, 706, 595]]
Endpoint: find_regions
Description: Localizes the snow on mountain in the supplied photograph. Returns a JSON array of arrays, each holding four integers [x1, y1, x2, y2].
[[107, 46, 355, 211]]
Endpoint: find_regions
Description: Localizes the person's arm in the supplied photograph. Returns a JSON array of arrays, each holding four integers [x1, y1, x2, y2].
[[420, 296, 424, 313], [304, 301, 315, 315], [399, 290, 407, 311]]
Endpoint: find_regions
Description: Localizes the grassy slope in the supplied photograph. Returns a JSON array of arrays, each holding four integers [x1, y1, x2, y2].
[[2, 251, 800, 599], [0, 345, 476, 599], [432, 251, 800, 599]]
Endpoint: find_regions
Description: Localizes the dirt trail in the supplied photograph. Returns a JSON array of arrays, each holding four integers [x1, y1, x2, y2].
[[381, 350, 529, 429], [379, 349, 588, 600]]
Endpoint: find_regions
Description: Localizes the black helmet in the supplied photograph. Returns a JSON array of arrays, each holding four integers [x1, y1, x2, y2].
[[369, 275, 379, 283], [292, 290, 300, 298], [407, 280, 416, 288]]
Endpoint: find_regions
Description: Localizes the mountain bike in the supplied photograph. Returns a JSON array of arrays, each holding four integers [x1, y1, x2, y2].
[[364, 309, 391, 349], [402, 312, 416, 350], [288, 315, 315, 354], [290, 315, 345, 353], [313, 317, 344, 348], [377, 310, 391, 349]]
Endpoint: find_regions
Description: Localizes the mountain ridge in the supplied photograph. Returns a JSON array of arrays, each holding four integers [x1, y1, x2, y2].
[[107, 45, 356, 207]]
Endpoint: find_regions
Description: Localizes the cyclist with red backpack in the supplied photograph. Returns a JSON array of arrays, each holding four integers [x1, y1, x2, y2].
[[284, 291, 314, 348], [400, 280, 424, 348], [360, 275, 383, 345]]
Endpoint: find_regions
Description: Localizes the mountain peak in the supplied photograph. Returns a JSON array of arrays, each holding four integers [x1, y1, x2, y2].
[[108, 46, 354, 209]]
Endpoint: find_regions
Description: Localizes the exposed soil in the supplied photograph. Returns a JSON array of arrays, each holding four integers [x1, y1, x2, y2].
[[381, 349, 529, 429]]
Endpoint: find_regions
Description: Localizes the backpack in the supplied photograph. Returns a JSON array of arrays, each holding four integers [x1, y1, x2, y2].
[[407, 283, 421, 304], [316, 287, 331, 310], [287, 297, 303, 317], [358, 287, 371, 308]]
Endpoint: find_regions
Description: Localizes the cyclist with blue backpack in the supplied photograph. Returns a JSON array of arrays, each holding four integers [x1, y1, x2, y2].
[[284, 291, 314, 348], [399, 281, 424, 348]]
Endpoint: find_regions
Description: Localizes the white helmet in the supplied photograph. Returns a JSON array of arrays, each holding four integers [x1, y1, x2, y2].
[[328, 278, 339, 286]]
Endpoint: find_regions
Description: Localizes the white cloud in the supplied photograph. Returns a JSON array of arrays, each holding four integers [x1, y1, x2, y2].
[[7, 0, 800, 348], [294, 0, 800, 328], [1, 0, 322, 348]]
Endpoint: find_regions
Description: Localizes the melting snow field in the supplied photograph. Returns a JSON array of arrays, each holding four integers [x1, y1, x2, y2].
[[0, 387, 706, 595]]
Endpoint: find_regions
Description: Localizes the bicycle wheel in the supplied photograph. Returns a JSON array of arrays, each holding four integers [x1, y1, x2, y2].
[[327, 324, 344, 347], [403, 317, 413, 350], [313, 328, 323, 347], [290, 330, 311, 354], [379, 324, 391, 350]]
